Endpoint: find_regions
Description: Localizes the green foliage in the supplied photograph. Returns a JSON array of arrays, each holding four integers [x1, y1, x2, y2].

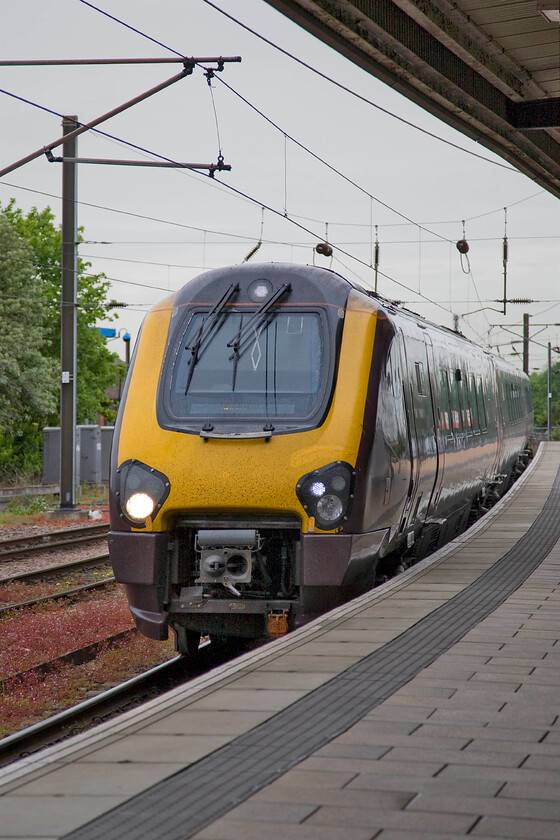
[[5, 494, 50, 516], [0, 215, 57, 449], [0, 199, 126, 480], [529, 363, 560, 430], [0, 423, 44, 482]]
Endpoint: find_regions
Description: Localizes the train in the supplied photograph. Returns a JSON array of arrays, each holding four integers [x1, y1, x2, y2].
[[108, 262, 533, 654]]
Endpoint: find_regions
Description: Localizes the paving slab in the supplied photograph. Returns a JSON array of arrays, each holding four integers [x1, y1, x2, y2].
[[224, 800, 321, 823], [407, 792, 560, 820], [135, 708, 272, 735], [470, 816, 560, 838], [75, 732, 231, 765], [0, 795, 128, 838], [304, 805, 478, 833], [5, 761, 179, 797], [192, 820, 376, 840]]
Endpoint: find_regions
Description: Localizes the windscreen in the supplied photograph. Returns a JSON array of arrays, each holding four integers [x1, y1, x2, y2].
[[169, 311, 324, 421]]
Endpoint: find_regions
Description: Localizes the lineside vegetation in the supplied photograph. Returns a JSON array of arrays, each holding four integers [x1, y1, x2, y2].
[[0, 199, 126, 481]]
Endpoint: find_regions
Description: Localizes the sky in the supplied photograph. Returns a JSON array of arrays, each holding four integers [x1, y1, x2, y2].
[[1, 0, 559, 371]]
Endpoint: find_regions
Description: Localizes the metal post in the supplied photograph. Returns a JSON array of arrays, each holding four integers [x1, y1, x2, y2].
[[523, 313, 529, 374], [547, 342, 552, 442], [123, 333, 131, 368], [60, 116, 78, 508]]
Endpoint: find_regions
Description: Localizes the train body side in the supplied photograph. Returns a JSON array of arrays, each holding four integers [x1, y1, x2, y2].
[[374, 309, 532, 567], [108, 263, 533, 649]]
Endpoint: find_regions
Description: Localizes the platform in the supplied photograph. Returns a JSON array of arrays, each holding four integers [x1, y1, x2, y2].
[[2, 442, 560, 840]]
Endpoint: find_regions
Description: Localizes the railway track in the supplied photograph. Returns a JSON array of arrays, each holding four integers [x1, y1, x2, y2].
[[1, 568, 128, 689], [9, 629, 136, 683], [0, 518, 196, 766], [0, 521, 113, 613], [0, 653, 189, 767], [1, 551, 111, 584], [0, 554, 114, 614], [0, 522, 109, 562], [0, 639, 243, 768], [0, 572, 115, 615]]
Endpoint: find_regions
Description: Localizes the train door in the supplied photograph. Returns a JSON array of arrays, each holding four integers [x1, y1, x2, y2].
[[423, 334, 443, 516], [491, 363, 506, 477], [399, 328, 439, 532], [381, 332, 413, 527]]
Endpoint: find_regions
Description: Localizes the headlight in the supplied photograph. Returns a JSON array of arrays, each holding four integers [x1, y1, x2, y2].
[[116, 460, 170, 526], [296, 461, 355, 530], [316, 494, 344, 522], [125, 492, 156, 522]]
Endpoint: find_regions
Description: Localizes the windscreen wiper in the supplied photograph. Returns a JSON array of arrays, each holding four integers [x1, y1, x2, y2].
[[227, 283, 291, 362], [230, 314, 244, 391], [184, 283, 239, 394]]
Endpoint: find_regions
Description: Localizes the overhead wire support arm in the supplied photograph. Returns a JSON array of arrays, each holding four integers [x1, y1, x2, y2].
[[0, 56, 241, 179], [0, 56, 241, 66], [43, 151, 231, 175]]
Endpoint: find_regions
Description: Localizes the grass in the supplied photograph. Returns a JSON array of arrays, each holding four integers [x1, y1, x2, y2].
[[0, 496, 54, 527], [0, 483, 109, 527]]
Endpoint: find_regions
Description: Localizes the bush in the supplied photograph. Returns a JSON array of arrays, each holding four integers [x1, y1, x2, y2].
[[6, 495, 50, 515], [0, 423, 44, 483]]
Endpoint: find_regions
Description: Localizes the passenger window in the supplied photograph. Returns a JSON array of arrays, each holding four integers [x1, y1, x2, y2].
[[476, 377, 488, 432], [450, 370, 463, 433], [459, 372, 473, 435], [512, 383, 520, 421], [439, 369, 453, 440], [469, 375, 480, 433]]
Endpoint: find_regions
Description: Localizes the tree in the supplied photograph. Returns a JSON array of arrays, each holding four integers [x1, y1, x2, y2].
[[0, 216, 57, 427], [530, 362, 560, 434], [0, 200, 126, 479]]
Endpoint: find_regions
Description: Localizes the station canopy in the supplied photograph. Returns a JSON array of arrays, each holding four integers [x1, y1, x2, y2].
[[264, 1, 560, 199]]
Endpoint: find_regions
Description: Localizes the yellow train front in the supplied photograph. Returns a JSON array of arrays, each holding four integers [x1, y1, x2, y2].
[[109, 263, 390, 653], [108, 262, 533, 654]]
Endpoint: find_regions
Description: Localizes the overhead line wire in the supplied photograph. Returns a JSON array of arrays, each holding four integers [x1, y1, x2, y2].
[[0, 87, 222, 173], [74, 3, 451, 244], [0, 180, 253, 240], [0, 6, 547, 351], [78, 0, 184, 57], [208, 172, 455, 315], [6, 2, 512, 322], [202, 0, 519, 174], [78, 0, 530, 248], [214, 75, 449, 243], [0, 175, 452, 314], [76, 0, 552, 348], [76, 0, 529, 253], [79, 0, 518, 177], [71, 3, 456, 313], [0, 95, 454, 314]]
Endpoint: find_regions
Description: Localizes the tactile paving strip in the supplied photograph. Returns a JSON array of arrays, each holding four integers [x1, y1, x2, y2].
[[64, 465, 560, 840]]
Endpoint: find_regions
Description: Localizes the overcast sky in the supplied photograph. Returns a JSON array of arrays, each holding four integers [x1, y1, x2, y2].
[[1, 0, 559, 371]]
